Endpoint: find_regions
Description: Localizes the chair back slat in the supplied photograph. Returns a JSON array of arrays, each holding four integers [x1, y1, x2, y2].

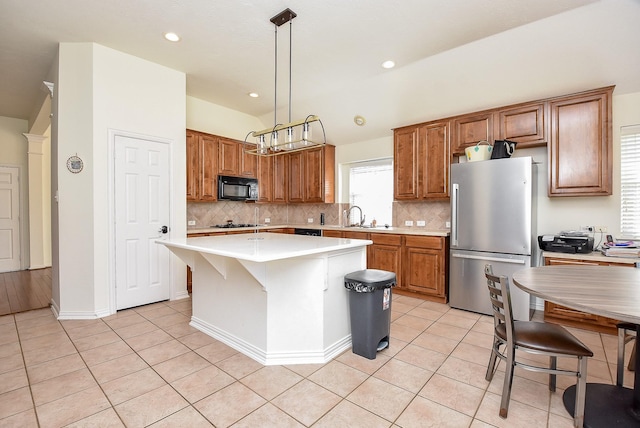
[[484, 264, 515, 341]]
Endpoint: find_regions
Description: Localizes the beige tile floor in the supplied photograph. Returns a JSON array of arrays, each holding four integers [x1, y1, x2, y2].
[[0, 294, 633, 427]]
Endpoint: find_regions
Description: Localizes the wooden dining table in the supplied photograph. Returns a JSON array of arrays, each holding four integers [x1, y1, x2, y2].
[[513, 265, 640, 428]]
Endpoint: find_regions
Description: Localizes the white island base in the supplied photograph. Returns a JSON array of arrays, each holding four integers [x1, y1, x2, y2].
[[159, 233, 371, 365]]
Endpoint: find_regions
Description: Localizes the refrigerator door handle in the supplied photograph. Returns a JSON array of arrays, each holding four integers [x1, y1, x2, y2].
[[451, 252, 527, 265], [451, 183, 459, 247]]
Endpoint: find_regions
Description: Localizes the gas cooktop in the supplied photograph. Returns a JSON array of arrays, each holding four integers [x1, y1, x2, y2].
[[212, 223, 259, 229]]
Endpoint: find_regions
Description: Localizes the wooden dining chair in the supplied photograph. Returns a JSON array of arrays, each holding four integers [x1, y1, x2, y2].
[[484, 264, 593, 428]]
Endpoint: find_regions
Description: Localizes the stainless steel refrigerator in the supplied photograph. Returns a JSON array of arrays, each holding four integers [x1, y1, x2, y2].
[[449, 156, 537, 320]]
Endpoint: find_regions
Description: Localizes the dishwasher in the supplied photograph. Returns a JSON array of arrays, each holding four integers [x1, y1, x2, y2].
[[293, 228, 322, 236]]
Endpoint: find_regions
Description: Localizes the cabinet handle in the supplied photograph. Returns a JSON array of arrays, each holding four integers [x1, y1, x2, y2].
[[451, 183, 458, 247], [451, 253, 526, 265]]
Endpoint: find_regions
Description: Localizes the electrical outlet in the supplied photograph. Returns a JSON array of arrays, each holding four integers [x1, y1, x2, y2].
[[307, 218, 314, 223], [405, 220, 414, 227], [416, 220, 426, 227], [188, 220, 196, 226], [596, 225, 607, 233], [264, 218, 271, 224], [446, 221, 451, 228]]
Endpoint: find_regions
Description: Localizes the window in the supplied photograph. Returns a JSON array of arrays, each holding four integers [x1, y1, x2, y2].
[[620, 125, 640, 239], [347, 159, 393, 226]]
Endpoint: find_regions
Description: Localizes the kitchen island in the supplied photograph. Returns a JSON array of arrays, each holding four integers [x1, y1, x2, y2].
[[158, 232, 372, 365]]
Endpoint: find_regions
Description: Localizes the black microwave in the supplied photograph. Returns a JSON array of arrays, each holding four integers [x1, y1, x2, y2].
[[218, 175, 258, 201]]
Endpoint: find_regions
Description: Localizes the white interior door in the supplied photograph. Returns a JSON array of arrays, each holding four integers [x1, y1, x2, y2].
[[0, 166, 20, 272], [115, 135, 171, 310]]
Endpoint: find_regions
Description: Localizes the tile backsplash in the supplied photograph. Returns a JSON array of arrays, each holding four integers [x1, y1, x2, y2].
[[187, 200, 450, 230], [393, 200, 450, 229]]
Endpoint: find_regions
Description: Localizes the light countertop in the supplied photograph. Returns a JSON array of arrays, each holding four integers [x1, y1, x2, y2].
[[158, 232, 372, 263], [186, 224, 450, 237]]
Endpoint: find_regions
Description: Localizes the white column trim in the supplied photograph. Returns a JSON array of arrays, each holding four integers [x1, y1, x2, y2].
[[23, 132, 50, 269], [24, 133, 47, 155]]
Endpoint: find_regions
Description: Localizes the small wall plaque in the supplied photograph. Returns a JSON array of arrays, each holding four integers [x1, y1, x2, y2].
[[66, 155, 83, 173]]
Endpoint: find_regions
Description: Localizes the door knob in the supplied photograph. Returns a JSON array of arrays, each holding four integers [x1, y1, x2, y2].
[[159, 225, 169, 234]]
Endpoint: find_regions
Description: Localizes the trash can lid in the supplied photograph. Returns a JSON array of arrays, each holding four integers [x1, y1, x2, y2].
[[345, 269, 396, 288]]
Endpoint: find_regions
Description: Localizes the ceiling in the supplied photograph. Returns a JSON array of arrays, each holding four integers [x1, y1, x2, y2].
[[2, 0, 639, 146]]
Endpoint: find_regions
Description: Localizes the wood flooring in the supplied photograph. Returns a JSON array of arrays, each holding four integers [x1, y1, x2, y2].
[[0, 268, 52, 316]]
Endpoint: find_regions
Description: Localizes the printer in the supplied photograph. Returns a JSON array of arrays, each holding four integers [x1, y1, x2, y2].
[[538, 234, 595, 254]]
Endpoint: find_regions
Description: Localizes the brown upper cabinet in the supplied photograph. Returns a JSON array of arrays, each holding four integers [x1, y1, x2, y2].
[[288, 151, 305, 203], [451, 112, 494, 155], [394, 121, 449, 200], [186, 130, 218, 202], [548, 86, 613, 196], [186, 130, 199, 201], [272, 155, 289, 203], [420, 122, 450, 199], [188, 130, 334, 203], [188, 130, 259, 202], [393, 126, 418, 200], [398, 85, 613, 198], [288, 145, 335, 203], [217, 137, 258, 178], [256, 156, 272, 203], [497, 102, 546, 144], [256, 151, 290, 204], [451, 101, 546, 155]]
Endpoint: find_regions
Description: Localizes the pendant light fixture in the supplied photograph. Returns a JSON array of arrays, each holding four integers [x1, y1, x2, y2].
[[244, 8, 326, 156]]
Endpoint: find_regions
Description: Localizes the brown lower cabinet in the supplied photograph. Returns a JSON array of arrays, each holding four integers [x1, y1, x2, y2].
[[402, 235, 449, 303], [368, 234, 403, 297], [543, 256, 632, 334], [325, 230, 449, 302]]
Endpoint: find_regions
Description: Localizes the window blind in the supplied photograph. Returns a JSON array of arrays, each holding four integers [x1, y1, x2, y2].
[[620, 125, 640, 239]]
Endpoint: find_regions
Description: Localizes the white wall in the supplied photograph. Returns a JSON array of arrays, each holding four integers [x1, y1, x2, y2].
[[54, 43, 186, 318], [0, 116, 30, 270], [186, 96, 264, 141], [55, 43, 95, 316]]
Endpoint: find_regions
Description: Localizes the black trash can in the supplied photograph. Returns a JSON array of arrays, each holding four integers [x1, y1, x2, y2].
[[344, 269, 396, 359]]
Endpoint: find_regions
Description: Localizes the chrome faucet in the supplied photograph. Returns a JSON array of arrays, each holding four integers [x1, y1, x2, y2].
[[347, 205, 365, 227]]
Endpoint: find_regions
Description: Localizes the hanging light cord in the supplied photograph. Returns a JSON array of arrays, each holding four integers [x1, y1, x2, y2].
[[288, 18, 293, 124], [274, 15, 294, 125], [273, 24, 278, 128]]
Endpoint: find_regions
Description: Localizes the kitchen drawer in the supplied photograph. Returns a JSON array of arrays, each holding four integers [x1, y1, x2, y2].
[[187, 232, 219, 237], [370, 233, 402, 246], [343, 231, 369, 240], [404, 235, 443, 249]]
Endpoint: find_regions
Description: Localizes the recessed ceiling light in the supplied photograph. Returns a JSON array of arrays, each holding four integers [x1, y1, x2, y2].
[[164, 32, 180, 42], [248, 92, 259, 98], [354, 115, 366, 126], [382, 60, 395, 69]]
